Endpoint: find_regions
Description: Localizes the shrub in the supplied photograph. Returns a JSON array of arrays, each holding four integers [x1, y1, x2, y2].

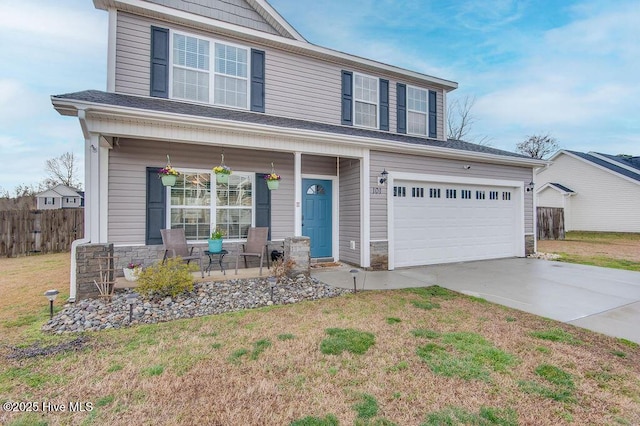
[[136, 257, 195, 298]]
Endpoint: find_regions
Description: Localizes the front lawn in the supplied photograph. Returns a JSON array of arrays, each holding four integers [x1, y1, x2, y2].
[[537, 231, 640, 271], [1, 255, 639, 425]]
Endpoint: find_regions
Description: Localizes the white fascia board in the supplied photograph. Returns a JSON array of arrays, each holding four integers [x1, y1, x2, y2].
[[561, 150, 640, 187], [53, 97, 544, 167], [536, 182, 575, 196], [92, 0, 457, 91]]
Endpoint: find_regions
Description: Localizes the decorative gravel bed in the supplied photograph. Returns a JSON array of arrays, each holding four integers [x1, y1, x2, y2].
[[42, 275, 349, 334]]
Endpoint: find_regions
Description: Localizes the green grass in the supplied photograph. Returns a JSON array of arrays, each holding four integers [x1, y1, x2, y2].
[[411, 329, 440, 339], [320, 328, 375, 355], [411, 300, 441, 310], [386, 317, 402, 324], [556, 253, 640, 272], [290, 414, 339, 426], [141, 364, 164, 377], [278, 333, 296, 340], [406, 286, 457, 299], [529, 328, 582, 345], [422, 406, 518, 426], [353, 393, 378, 419], [416, 332, 518, 382], [250, 338, 272, 360], [5, 413, 49, 426], [564, 231, 640, 241], [518, 364, 576, 402], [228, 348, 250, 364]]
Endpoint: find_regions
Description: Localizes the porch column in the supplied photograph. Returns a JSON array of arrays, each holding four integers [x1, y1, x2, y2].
[[361, 150, 371, 268], [294, 151, 302, 236], [87, 133, 101, 243]]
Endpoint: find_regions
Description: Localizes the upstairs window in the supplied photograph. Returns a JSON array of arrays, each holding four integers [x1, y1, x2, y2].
[[172, 32, 249, 109], [354, 73, 378, 128], [407, 86, 428, 136]]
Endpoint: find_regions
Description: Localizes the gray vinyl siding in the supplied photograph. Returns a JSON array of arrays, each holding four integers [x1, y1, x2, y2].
[[339, 158, 361, 265], [115, 13, 151, 96], [143, 0, 281, 36], [108, 139, 294, 244], [113, 13, 447, 140], [370, 151, 534, 240], [302, 155, 337, 176]]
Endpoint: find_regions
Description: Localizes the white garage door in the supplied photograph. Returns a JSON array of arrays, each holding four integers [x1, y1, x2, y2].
[[393, 180, 520, 267]]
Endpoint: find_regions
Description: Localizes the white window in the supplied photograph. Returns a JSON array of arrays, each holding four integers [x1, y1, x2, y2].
[[172, 32, 249, 109], [407, 86, 428, 136], [354, 73, 378, 128], [167, 171, 254, 241], [44, 197, 54, 205]]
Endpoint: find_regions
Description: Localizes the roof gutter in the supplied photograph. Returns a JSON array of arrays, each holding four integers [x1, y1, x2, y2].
[[52, 97, 545, 168]]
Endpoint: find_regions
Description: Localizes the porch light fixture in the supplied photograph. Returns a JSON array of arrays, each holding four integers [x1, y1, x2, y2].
[[526, 181, 535, 192], [379, 169, 389, 185], [44, 289, 59, 319], [126, 292, 139, 323], [350, 269, 359, 293]]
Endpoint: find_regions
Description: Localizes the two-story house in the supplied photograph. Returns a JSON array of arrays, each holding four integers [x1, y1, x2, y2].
[[52, 0, 544, 300]]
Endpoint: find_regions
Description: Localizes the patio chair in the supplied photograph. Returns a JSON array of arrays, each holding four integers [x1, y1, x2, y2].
[[160, 228, 204, 278], [235, 227, 269, 275]]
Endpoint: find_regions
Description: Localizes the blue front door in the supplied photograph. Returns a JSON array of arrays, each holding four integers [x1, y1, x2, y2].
[[302, 179, 332, 258]]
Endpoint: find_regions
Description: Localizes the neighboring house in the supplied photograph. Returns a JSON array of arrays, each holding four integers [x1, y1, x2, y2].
[[536, 150, 640, 232], [52, 0, 543, 299], [35, 184, 84, 210]]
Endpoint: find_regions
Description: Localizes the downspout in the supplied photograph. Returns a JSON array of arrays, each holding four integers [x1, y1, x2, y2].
[[69, 109, 92, 303]]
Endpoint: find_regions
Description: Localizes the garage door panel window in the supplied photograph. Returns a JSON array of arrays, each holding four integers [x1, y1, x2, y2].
[[461, 190, 472, 199], [446, 189, 457, 199], [502, 191, 511, 201], [476, 190, 486, 200], [393, 186, 406, 197], [412, 187, 424, 198], [429, 188, 441, 198], [489, 191, 499, 200]]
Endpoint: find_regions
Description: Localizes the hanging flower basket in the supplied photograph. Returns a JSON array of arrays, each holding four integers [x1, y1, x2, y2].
[[161, 175, 177, 186], [158, 155, 180, 186], [264, 162, 281, 190], [215, 172, 229, 184], [213, 153, 232, 184]]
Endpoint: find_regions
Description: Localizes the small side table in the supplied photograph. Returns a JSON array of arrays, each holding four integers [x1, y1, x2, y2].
[[204, 250, 228, 276]]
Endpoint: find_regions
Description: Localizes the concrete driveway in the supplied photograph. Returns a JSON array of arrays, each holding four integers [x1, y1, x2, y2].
[[312, 258, 640, 343]]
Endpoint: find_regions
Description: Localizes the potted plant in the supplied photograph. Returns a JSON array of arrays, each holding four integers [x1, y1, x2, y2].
[[213, 153, 232, 184], [208, 229, 224, 253], [158, 155, 180, 186], [123, 262, 142, 282], [264, 172, 281, 190]]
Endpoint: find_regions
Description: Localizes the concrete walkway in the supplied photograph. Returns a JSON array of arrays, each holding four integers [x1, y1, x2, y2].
[[311, 258, 640, 343]]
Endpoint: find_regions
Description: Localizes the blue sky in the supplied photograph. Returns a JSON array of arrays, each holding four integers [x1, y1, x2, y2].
[[1, 0, 638, 194]]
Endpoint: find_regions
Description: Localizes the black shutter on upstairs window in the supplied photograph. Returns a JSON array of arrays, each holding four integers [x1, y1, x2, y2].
[[379, 79, 389, 131], [255, 174, 271, 240], [150, 26, 169, 98], [250, 49, 266, 113], [396, 83, 406, 134], [146, 167, 166, 245], [428, 90, 437, 138], [341, 71, 353, 125]]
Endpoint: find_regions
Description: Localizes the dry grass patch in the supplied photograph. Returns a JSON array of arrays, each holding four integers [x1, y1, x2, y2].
[[538, 231, 640, 268], [1, 256, 640, 425]]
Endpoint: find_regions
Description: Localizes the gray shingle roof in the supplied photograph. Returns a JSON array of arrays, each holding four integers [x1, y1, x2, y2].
[[53, 90, 531, 160], [566, 150, 640, 183], [549, 183, 574, 193]]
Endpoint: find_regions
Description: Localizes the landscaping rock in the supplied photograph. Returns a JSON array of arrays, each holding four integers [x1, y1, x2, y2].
[[43, 276, 349, 333]]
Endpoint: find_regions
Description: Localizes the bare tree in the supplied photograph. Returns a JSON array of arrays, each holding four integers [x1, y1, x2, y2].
[[45, 152, 82, 189], [447, 95, 491, 146], [515, 134, 559, 159]]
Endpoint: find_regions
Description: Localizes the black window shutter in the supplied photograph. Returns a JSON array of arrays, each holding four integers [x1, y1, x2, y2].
[[250, 49, 266, 113], [379, 79, 389, 131], [396, 83, 406, 134], [255, 173, 271, 239], [146, 167, 166, 245], [428, 90, 437, 138], [150, 26, 169, 98], [341, 71, 353, 126]]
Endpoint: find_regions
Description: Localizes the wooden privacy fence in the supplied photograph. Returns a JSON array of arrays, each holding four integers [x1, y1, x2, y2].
[[537, 207, 565, 240], [0, 209, 84, 257]]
